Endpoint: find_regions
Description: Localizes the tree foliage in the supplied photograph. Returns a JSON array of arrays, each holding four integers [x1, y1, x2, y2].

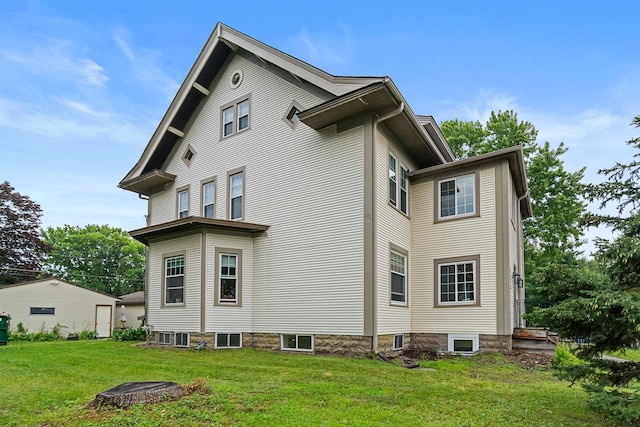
[[42, 224, 145, 296], [0, 181, 49, 284], [527, 115, 640, 426], [440, 110, 538, 160], [440, 111, 587, 311]]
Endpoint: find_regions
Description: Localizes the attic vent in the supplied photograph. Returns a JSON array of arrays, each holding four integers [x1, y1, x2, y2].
[[230, 69, 244, 89], [282, 100, 304, 130], [182, 144, 196, 166]]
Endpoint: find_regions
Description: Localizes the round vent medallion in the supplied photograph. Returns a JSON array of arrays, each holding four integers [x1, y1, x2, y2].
[[230, 69, 243, 89]]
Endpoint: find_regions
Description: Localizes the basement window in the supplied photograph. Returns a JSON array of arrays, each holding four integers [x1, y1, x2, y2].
[[448, 334, 479, 354], [281, 334, 313, 352], [158, 332, 172, 346], [393, 334, 404, 350], [174, 332, 189, 348], [216, 333, 242, 348]]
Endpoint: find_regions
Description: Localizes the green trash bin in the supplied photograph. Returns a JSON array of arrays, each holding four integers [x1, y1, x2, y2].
[[0, 313, 10, 345]]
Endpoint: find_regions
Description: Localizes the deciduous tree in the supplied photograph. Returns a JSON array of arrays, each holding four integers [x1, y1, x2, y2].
[[440, 111, 587, 312], [0, 181, 49, 284], [42, 224, 145, 296]]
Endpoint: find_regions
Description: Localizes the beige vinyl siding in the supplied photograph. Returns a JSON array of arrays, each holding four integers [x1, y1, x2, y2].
[[147, 234, 202, 332], [0, 279, 118, 335], [148, 54, 365, 335], [375, 127, 414, 335], [250, 123, 364, 334], [116, 303, 145, 329], [410, 167, 498, 335], [205, 234, 252, 331]]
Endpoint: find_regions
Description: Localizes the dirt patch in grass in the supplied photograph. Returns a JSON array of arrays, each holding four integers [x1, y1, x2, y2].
[[504, 352, 554, 370]]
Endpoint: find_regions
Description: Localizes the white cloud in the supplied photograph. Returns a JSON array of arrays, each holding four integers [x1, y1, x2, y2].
[[113, 33, 180, 101], [289, 25, 353, 70], [0, 40, 108, 87], [0, 96, 150, 145]]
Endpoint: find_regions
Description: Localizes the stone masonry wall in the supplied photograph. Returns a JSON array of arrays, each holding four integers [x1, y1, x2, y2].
[[146, 331, 513, 354]]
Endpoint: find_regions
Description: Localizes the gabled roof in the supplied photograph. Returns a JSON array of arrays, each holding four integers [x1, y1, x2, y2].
[[118, 291, 144, 304], [0, 277, 120, 300], [119, 23, 455, 194], [119, 23, 386, 193]]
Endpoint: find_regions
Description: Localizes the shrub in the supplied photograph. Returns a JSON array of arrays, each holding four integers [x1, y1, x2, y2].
[[111, 327, 147, 341], [9, 323, 66, 342]]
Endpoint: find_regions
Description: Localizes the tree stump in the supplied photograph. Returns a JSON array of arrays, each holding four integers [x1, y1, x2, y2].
[[89, 382, 184, 408]]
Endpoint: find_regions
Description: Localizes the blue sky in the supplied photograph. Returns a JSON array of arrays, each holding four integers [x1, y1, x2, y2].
[[1, 1, 638, 253]]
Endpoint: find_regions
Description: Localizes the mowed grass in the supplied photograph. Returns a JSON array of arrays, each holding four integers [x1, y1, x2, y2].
[[0, 340, 613, 426]]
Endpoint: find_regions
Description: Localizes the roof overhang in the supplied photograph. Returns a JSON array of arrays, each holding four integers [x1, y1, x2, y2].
[[118, 169, 176, 196], [297, 80, 455, 169], [410, 145, 533, 218], [129, 216, 269, 245]]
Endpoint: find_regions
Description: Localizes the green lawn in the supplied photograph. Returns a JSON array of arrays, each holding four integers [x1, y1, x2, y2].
[[607, 348, 640, 362], [0, 340, 613, 426]]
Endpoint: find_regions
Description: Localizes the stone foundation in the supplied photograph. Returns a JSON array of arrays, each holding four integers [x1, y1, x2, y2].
[[409, 333, 513, 353], [145, 331, 513, 354], [314, 334, 372, 355], [480, 334, 512, 353], [408, 333, 446, 352]]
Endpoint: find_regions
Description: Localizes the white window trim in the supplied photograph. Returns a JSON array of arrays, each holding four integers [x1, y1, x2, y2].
[[174, 332, 190, 348], [220, 94, 251, 139], [214, 247, 242, 306], [390, 249, 408, 306], [201, 177, 216, 219], [164, 253, 185, 306], [436, 257, 479, 307], [176, 185, 190, 219], [393, 334, 404, 350], [281, 334, 314, 352], [215, 332, 243, 348], [436, 173, 478, 221], [158, 332, 172, 346], [447, 334, 480, 354], [388, 153, 409, 215], [219, 253, 238, 304], [227, 168, 245, 221]]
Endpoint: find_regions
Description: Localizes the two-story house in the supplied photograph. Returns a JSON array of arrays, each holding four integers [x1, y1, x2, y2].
[[119, 23, 531, 355]]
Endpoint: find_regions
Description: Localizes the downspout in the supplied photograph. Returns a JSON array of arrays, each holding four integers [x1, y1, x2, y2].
[[370, 102, 404, 353], [516, 190, 529, 327]]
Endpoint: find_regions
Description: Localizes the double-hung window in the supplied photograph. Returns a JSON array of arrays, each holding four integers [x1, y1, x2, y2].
[[219, 254, 238, 303], [165, 255, 185, 304], [215, 247, 242, 306], [436, 256, 480, 306], [438, 173, 475, 219], [390, 250, 407, 305], [221, 96, 250, 138], [177, 188, 189, 219], [229, 171, 244, 220], [202, 180, 215, 218], [389, 153, 409, 214]]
